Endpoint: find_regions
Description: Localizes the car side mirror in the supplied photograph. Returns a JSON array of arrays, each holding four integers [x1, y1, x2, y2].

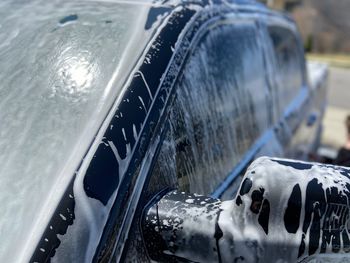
[[142, 157, 350, 262]]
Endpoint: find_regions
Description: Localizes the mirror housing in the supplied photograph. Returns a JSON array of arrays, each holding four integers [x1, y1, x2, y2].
[[142, 157, 350, 262]]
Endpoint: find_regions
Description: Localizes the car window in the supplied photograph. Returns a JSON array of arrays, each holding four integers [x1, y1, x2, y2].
[[268, 25, 304, 111], [150, 21, 270, 195]]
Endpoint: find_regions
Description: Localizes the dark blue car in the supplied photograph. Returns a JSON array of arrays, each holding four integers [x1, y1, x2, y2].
[[0, 0, 332, 262]]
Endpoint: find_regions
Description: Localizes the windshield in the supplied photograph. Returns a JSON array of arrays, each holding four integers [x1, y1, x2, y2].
[[0, 0, 152, 261]]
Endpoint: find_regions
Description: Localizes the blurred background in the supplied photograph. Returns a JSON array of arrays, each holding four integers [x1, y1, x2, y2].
[[260, 0, 350, 158]]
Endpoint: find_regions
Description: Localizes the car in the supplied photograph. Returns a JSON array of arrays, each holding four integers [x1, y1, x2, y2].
[[0, 0, 330, 262]]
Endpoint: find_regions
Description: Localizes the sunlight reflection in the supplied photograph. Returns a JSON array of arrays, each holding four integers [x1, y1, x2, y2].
[[54, 51, 98, 101], [68, 58, 92, 89]]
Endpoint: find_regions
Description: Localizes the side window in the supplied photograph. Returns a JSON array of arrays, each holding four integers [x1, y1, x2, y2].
[[150, 21, 270, 195], [268, 25, 304, 111]]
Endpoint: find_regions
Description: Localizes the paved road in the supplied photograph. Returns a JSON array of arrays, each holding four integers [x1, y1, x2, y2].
[[321, 67, 350, 148]]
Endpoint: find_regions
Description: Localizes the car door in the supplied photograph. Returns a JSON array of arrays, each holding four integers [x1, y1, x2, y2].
[[120, 7, 285, 262]]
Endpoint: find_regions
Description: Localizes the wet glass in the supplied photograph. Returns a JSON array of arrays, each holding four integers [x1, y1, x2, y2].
[[268, 25, 304, 111], [150, 22, 270, 195]]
